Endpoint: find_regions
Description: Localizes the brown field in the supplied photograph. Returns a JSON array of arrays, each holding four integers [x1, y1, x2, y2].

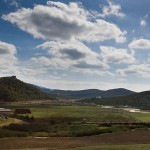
[[0, 130, 150, 149]]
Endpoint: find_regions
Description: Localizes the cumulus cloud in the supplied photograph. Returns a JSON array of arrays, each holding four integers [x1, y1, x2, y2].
[[140, 15, 148, 27], [100, 46, 136, 64], [0, 41, 48, 79], [129, 38, 150, 49], [36, 40, 93, 61], [30, 40, 114, 77], [2, 1, 126, 43], [99, 0, 125, 18], [0, 41, 24, 79], [0, 41, 16, 55], [35, 40, 109, 71], [0, 41, 17, 68], [117, 64, 150, 78]]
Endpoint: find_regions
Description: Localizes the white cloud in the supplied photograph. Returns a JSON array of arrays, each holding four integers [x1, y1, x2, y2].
[[129, 38, 150, 49], [2, 1, 126, 43], [140, 15, 148, 27], [0, 41, 16, 55], [0, 41, 17, 68], [99, 0, 125, 18], [100, 46, 136, 64], [4, 0, 19, 8], [36, 40, 96, 61], [80, 20, 126, 43], [0, 40, 111, 82], [0, 41, 21, 79], [117, 64, 150, 78], [140, 19, 147, 27], [35, 40, 109, 71]]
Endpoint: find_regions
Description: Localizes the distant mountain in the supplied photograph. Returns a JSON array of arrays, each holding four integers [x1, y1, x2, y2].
[[80, 90, 150, 110], [0, 76, 136, 102], [0, 76, 54, 102], [39, 88, 136, 99]]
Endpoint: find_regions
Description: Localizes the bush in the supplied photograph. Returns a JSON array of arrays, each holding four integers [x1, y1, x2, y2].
[[0, 128, 28, 138], [3, 123, 50, 132], [15, 115, 35, 122]]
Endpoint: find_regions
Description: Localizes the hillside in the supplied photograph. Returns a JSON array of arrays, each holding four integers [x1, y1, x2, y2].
[[0, 76, 53, 101], [80, 90, 150, 110], [41, 88, 135, 99]]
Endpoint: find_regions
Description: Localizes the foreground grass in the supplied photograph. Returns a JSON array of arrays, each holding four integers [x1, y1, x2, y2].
[[130, 112, 150, 122], [0, 118, 22, 127], [65, 144, 150, 150]]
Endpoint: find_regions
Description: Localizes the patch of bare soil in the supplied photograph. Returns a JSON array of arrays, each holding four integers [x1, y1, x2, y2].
[[0, 130, 150, 149]]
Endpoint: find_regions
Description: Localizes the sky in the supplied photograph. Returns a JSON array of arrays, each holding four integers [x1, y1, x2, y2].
[[0, 0, 150, 92]]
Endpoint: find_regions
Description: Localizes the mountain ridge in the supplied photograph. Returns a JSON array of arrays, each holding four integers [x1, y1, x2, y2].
[[39, 87, 136, 99], [0, 76, 137, 101]]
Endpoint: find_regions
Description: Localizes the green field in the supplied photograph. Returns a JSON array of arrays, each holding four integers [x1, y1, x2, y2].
[[0, 101, 150, 138], [130, 112, 150, 122], [1, 101, 150, 122]]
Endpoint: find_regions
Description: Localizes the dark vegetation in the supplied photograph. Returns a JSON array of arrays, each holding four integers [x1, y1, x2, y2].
[[0, 76, 54, 101], [80, 91, 150, 110], [15, 108, 31, 114], [2, 121, 150, 137]]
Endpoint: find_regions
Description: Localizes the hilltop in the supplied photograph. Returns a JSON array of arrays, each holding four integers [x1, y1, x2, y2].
[[0, 76, 53, 101]]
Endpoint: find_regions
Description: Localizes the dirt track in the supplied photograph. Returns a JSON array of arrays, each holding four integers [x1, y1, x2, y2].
[[0, 130, 150, 149]]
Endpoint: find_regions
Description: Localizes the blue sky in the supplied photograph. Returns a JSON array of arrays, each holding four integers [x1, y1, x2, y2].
[[0, 0, 150, 92]]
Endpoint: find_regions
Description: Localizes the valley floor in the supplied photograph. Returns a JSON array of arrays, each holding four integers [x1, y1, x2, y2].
[[1, 101, 150, 149], [0, 130, 150, 149]]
